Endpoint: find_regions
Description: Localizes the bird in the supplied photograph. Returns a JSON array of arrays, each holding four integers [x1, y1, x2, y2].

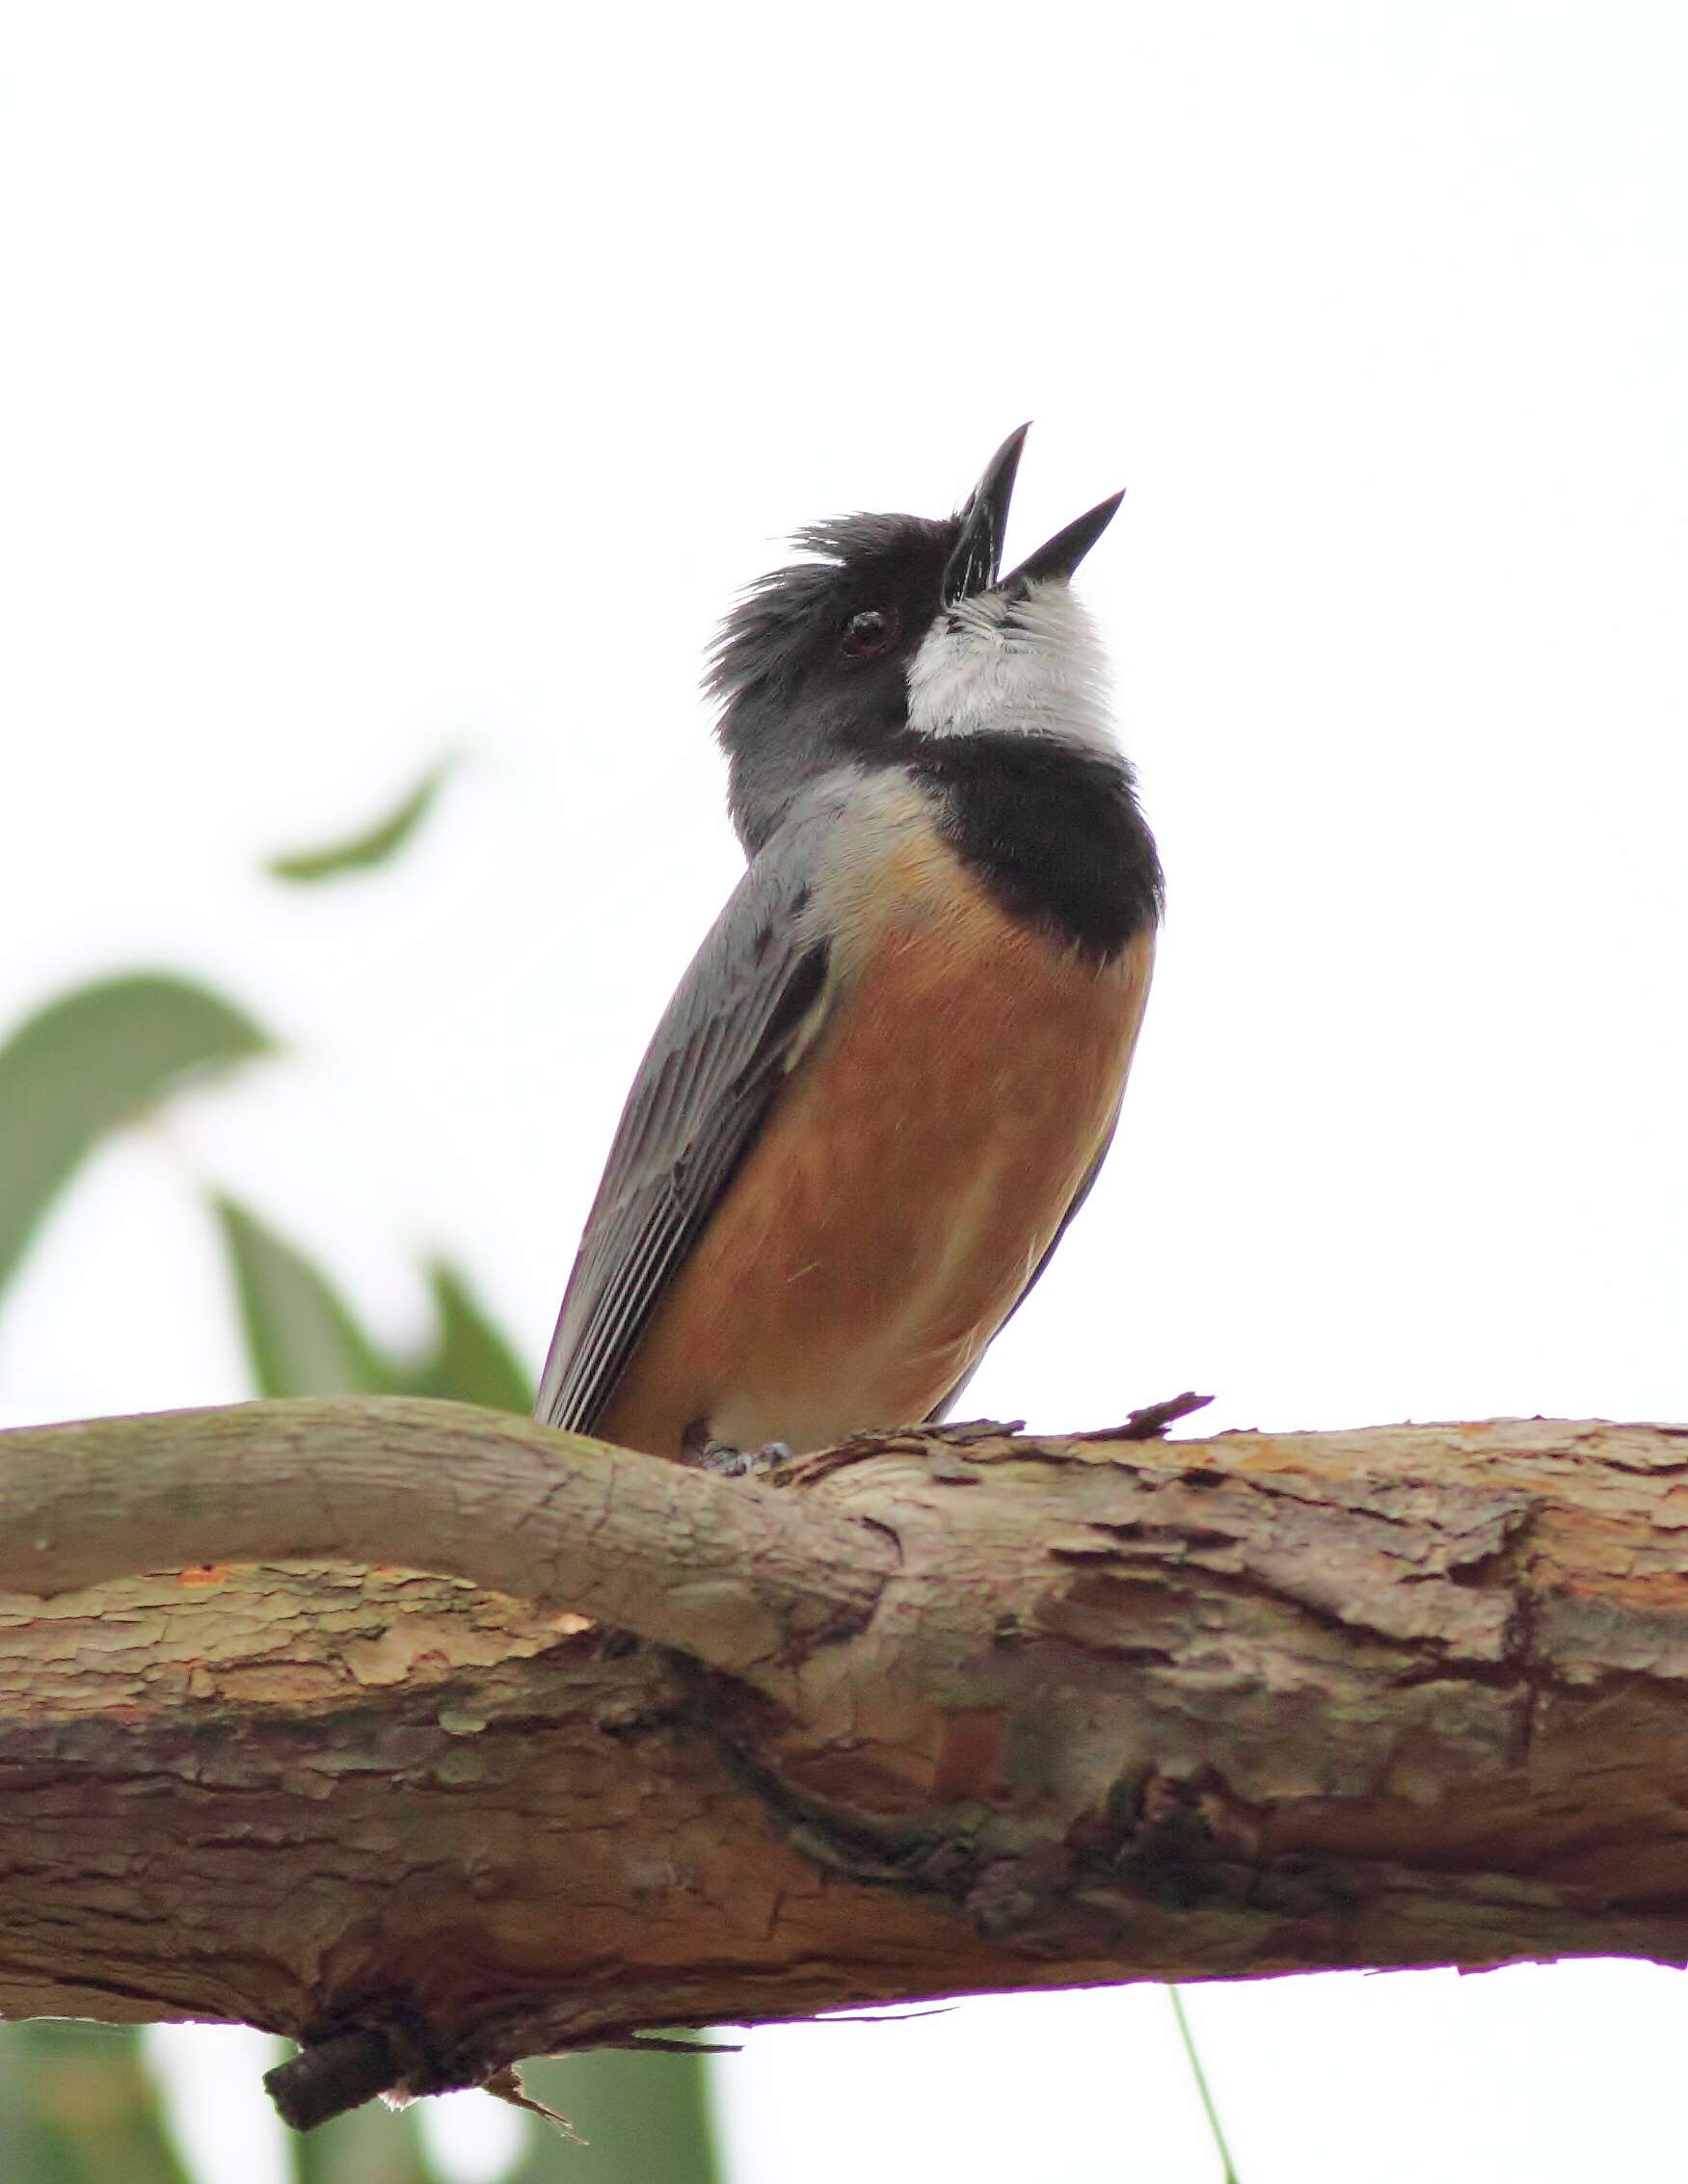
[[536, 424, 1163, 1468]]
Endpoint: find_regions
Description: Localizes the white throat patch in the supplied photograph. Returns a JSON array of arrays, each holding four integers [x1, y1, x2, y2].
[[904, 581, 1117, 753]]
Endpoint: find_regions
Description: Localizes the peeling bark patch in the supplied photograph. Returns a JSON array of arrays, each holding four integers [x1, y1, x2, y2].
[[932, 1709, 1006, 1800]]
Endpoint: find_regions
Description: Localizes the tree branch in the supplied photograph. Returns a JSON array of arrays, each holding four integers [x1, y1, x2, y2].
[[0, 1398, 891, 1694], [2, 1398, 1686, 2124]]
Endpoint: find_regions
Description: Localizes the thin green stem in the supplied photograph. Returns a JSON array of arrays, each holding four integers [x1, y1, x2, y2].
[[1167, 1985, 1241, 2184]]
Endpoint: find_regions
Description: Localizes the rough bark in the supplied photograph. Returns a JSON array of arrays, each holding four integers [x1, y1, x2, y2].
[[2, 1398, 1686, 2120]]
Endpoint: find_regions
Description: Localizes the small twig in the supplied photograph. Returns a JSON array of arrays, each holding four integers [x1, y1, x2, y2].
[[265, 2030, 399, 2131], [1073, 1390, 1214, 1443], [483, 2065, 585, 2140], [816, 2006, 957, 2025], [611, 2034, 743, 2055]]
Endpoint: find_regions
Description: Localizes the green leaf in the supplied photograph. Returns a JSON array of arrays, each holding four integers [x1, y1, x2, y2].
[[214, 1206, 534, 1413], [512, 2046, 723, 2184], [0, 2024, 194, 2184], [401, 1262, 533, 1413], [214, 1195, 396, 1398], [265, 760, 454, 883], [290, 2096, 446, 2184], [0, 973, 272, 1304]]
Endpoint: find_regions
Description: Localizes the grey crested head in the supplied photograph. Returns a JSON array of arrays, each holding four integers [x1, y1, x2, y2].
[[707, 425, 1126, 853]]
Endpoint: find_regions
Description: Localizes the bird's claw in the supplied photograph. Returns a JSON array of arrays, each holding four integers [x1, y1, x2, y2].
[[696, 1439, 792, 1478]]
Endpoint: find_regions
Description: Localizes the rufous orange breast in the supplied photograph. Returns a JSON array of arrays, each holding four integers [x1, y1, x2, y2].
[[596, 818, 1153, 1461]]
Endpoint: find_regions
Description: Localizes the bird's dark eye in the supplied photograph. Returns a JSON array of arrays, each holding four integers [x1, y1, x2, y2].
[[840, 606, 899, 659]]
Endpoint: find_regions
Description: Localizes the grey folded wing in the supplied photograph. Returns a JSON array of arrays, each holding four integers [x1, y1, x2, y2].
[[535, 846, 831, 1435]]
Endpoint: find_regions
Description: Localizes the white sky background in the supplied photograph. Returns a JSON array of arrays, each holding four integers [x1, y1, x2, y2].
[[2, 3, 1686, 2179]]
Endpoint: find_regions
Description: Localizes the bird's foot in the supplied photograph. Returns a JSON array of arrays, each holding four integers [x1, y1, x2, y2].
[[694, 1438, 793, 1478]]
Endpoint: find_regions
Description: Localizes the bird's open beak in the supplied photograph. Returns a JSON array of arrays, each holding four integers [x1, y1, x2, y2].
[[942, 424, 1029, 604], [942, 423, 1123, 603], [1002, 489, 1125, 589]]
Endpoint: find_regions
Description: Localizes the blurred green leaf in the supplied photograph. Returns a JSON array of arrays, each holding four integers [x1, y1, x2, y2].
[[0, 972, 272, 1306], [402, 1262, 533, 1413], [265, 760, 454, 883], [290, 2096, 445, 2184], [0, 2024, 193, 2184], [215, 1200, 533, 1417], [513, 2047, 722, 2184], [214, 1195, 395, 1398]]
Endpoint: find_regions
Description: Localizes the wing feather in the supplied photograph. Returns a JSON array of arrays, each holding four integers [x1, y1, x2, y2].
[[536, 847, 829, 1434]]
